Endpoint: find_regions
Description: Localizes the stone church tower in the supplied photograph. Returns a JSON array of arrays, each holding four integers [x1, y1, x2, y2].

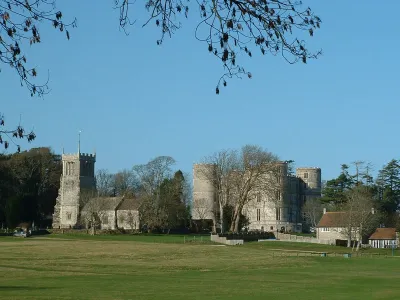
[[52, 141, 96, 229]]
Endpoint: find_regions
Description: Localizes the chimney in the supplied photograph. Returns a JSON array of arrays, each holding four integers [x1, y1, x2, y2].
[[323, 208, 326, 214], [371, 208, 375, 215]]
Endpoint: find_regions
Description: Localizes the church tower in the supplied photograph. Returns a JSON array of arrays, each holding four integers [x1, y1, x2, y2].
[[52, 136, 96, 229]]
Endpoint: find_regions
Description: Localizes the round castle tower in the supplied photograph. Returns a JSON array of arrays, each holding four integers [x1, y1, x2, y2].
[[296, 167, 321, 190], [192, 164, 216, 220]]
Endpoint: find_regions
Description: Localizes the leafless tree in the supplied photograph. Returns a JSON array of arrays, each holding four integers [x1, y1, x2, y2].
[[339, 185, 379, 249], [95, 169, 114, 196], [114, 0, 322, 93], [199, 148, 237, 233], [112, 169, 137, 197], [132, 156, 176, 200], [132, 156, 177, 232], [79, 190, 108, 235], [228, 144, 280, 232], [0, 0, 76, 96], [0, 114, 36, 152], [302, 197, 323, 229], [126, 210, 138, 230], [0, 1, 75, 151]]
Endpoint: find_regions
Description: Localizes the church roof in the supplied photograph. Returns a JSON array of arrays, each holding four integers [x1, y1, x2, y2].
[[82, 197, 123, 212], [117, 197, 142, 211]]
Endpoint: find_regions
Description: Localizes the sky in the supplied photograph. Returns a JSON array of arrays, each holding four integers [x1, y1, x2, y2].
[[2, 0, 400, 181]]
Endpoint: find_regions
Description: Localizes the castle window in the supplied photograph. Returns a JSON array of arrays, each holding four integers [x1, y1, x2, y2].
[[256, 209, 261, 221], [276, 208, 281, 221], [67, 212, 72, 220], [304, 173, 308, 179]]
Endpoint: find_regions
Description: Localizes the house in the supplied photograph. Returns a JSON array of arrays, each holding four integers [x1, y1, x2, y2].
[[316, 210, 351, 241], [81, 197, 123, 230], [368, 228, 398, 249], [116, 198, 141, 230]]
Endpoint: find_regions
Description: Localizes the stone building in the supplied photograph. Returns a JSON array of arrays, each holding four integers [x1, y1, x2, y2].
[[52, 147, 96, 229], [192, 161, 322, 233], [116, 198, 141, 230]]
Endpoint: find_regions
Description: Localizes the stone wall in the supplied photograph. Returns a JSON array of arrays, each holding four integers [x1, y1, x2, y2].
[[210, 234, 243, 245], [276, 232, 335, 245]]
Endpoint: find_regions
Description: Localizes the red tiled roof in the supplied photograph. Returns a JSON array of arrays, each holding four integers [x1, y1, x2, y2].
[[317, 212, 348, 228], [369, 228, 397, 240]]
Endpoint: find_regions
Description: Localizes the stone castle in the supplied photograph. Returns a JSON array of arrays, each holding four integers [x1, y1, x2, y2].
[[191, 161, 321, 233], [52, 146, 96, 229]]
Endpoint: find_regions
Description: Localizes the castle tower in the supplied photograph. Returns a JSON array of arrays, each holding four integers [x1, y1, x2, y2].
[[296, 167, 322, 204], [52, 146, 96, 229], [192, 164, 216, 221]]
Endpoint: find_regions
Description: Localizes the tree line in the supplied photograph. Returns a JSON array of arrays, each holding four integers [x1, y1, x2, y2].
[[0, 147, 61, 228]]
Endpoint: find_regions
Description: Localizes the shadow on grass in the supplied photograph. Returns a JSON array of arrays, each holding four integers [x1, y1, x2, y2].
[[0, 286, 58, 290]]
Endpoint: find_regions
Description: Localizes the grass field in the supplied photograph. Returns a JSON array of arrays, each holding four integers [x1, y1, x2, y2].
[[1, 234, 400, 300]]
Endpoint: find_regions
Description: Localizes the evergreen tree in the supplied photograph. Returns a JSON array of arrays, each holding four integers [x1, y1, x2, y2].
[[321, 164, 354, 205], [375, 159, 400, 220]]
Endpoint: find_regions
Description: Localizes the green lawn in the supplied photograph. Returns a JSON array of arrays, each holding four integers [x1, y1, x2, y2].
[[0, 234, 399, 299]]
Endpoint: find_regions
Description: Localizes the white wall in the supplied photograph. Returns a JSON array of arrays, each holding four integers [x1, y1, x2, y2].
[[116, 210, 139, 230], [369, 239, 397, 249]]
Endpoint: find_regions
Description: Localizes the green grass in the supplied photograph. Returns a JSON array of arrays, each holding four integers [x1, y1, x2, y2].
[[0, 234, 400, 299]]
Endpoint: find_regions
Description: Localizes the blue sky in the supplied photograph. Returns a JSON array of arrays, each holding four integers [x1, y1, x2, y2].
[[2, 0, 399, 181]]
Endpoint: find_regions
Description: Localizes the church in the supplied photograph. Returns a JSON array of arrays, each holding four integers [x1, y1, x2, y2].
[[52, 143, 139, 230]]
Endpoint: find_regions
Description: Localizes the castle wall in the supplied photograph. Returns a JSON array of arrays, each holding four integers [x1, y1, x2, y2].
[[191, 162, 321, 233]]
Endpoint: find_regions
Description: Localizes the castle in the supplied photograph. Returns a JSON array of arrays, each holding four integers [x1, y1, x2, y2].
[[191, 161, 321, 233], [52, 144, 96, 229]]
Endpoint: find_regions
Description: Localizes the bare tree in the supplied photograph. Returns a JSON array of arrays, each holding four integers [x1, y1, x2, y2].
[[339, 185, 379, 249], [192, 197, 214, 221], [95, 169, 114, 197], [200, 149, 237, 233], [79, 190, 111, 235], [302, 197, 323, 229], [228, 145, 280, 232], [0, 114, 36, 152], [0, 0, 76, 97], [132, 156, 177, 232], [126, 211, 138, 230], [114, 0, 322, 93], [112, 169, 137, 197], [132, 156, 176, 200]]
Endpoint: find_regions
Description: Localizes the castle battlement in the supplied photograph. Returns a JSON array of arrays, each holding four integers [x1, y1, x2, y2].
[[80, 153, 96, 160]]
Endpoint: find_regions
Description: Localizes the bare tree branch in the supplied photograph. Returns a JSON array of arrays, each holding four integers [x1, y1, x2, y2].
[[114, 0, 322, 93]]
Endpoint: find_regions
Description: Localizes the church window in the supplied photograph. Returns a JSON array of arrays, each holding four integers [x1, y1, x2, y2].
[[256, 209, 261, 221], [67, 212, 72, 220], [102, 215, 109, 224], [256, 192, 261, 202]]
